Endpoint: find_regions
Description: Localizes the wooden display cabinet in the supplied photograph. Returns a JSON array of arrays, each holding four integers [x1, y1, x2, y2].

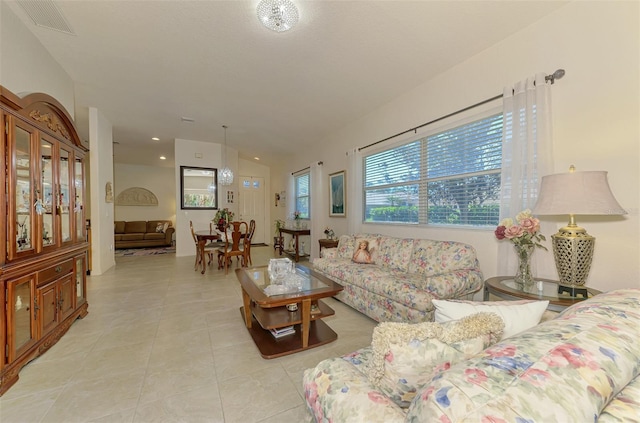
[[0, 86, 89, 395]]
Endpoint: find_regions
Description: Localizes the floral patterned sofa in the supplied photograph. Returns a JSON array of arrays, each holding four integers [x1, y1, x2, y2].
[[303, 289, 640, 422], [312, 234, 483, 322]]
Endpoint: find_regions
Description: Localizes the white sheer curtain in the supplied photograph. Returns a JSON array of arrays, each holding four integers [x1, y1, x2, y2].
[[498, 73, 555, 277], [310, 161, 324, 259], [286, 174, 295, 218], [346, 148, 363, 234]]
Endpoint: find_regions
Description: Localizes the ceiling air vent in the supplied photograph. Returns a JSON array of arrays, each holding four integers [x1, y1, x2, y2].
[[17, 0, 75, 35]]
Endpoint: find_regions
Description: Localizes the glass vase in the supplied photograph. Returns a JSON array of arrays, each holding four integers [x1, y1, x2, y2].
[[514, 244, 535, 286]]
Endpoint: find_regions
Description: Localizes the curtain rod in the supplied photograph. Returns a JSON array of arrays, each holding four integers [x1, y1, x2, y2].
[[359, 69, 565, 152], [291, 161, 323, 175]]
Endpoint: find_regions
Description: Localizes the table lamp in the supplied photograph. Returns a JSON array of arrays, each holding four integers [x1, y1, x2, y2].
[[532, 166, 626, 298]]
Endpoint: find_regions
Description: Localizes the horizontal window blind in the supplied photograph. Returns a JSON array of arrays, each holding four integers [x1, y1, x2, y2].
[[295, 172, 310, 219], [427, 115, 503, 178], [363, 113, 503, 226]]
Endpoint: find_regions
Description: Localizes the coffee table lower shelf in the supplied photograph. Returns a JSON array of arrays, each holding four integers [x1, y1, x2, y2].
[[239, 307, 338, 359]]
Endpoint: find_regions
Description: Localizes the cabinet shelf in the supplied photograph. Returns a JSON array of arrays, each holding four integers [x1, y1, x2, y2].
[[250, 300, 333, 330], [241, 300, 338, 359], [282, 249, 309, 258]]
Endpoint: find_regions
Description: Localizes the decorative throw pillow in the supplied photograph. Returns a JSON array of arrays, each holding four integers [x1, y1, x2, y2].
[[351, 237, 379, 264], [321, 248, 338, 259], [368, 312, 504, 408], [432, 299, 549, 340], [336, 235, 356, 259]]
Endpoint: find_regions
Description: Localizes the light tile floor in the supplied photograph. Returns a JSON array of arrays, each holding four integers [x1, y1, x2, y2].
[[0, 246, 377, 422]]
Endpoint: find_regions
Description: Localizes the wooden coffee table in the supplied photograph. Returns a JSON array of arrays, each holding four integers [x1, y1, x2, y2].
[[235, 264, 344, 359]]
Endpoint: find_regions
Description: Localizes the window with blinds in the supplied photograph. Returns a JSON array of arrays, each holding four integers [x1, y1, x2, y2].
[[294, 172, 310, 219], [364, 113, 503, 226]]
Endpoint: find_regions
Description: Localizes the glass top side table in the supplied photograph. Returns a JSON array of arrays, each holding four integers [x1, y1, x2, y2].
[[483, 276, 602, 312]]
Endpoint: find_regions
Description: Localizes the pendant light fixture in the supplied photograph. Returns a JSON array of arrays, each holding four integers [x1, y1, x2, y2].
[[219, 125, 234, 186]]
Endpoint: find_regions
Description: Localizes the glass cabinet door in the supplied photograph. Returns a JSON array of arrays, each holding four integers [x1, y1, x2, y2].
[[74, 155, 85, 241], [11, 121, 36, 258], [75, 255, 86, 307], [59, 147, 72, 244], [7, 275, 36, 362], [40, 137, 56, 249]]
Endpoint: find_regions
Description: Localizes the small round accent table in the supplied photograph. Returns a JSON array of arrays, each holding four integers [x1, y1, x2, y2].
[[483, 276, 602, 312], [318, 238, 339, 256]]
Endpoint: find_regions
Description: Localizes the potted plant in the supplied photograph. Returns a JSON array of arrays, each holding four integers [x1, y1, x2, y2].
[[324, 227, 335, 240], [213, 208, 234, 231]]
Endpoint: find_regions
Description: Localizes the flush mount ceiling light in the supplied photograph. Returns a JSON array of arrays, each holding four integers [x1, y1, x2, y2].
[[257, 0, 299, 32]]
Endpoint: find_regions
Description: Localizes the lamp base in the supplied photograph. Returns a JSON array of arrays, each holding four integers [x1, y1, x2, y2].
[[557, 284, 589, 299], [551, 226, 595, 287]]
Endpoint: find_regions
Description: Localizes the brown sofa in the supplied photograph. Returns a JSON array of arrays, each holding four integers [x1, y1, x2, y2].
[[114, 220, 175, 249]]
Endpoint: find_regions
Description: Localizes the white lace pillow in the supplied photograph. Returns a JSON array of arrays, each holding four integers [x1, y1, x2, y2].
[[432, 299, 549, 339], [368, 312, 504, 408]]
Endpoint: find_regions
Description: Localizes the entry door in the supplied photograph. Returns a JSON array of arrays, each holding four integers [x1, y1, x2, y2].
[[238, 176, 265, 244]]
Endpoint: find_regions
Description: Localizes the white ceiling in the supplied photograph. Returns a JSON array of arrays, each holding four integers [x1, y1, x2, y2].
[[7, 0, 568, 168]]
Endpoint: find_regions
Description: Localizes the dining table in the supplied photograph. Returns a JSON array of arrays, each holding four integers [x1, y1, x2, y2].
[[194, 230, 221, 274]]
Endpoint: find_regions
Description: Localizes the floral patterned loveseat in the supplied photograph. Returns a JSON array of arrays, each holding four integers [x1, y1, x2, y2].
[[312, 234, 483, 322], [303, 289, 640, 422]]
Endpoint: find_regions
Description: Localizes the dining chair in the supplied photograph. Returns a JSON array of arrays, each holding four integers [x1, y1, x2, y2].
[[190, 220, 216, 270], [217, 221, 248, 274], [243, 219, 256, 266]]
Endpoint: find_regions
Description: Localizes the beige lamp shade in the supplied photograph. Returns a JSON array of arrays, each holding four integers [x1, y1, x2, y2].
[[532, 170, 626, 216]]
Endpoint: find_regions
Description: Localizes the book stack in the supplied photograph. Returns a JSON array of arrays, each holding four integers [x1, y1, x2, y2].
[[270, 326, 295, 338]]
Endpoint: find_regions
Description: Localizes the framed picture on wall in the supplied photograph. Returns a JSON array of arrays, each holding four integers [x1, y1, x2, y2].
[[329, 170, 346, 217]]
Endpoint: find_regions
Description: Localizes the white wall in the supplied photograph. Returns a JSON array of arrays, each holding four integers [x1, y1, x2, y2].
[[89, 108, 115, 275], [0, 3, 75, 119], [174, 138, 238, 257], [269, 156, 294, 236], [114, 164, 176, 223], [285, 1, 640, 292]]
